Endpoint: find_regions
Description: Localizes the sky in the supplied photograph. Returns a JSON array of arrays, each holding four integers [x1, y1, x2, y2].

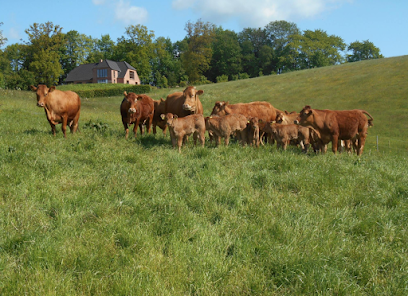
[[0, 0, 407, 58]]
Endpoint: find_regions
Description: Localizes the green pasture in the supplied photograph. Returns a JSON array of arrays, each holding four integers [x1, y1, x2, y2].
[[0, 56, 407, 295]]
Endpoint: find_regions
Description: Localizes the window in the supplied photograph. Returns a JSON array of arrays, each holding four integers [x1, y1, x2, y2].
[[98, 79, 108, 84], [129, 71, 134, 79], [97, 69, 107, 78]]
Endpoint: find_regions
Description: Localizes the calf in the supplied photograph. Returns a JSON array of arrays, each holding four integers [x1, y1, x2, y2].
[[120, 92, 154, 139], [262, 122, 310, 152], [205, 114, 248, 146], [161, 113, 205, 152], [246, 117, 260, 148]]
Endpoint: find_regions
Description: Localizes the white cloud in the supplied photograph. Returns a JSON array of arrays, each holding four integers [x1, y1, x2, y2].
[[8, 27, 21, 40], [172, 0, 351, 28], [114, 0, 148, 25]]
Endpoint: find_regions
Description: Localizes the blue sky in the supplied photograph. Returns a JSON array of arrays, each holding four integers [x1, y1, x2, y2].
[[1, 0, 406, 58]]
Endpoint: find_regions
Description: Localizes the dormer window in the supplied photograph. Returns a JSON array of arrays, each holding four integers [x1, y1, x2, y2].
[[130, 71, 135, 79]]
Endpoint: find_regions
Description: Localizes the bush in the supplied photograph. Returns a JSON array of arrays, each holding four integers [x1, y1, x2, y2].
[[216, 75, 229, 83]]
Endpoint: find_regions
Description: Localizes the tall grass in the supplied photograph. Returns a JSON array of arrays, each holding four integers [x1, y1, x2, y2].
[[0, 57, 407, 295]]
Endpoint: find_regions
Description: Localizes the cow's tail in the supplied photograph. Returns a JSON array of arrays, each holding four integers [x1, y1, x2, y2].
[[361, 110, 374, 127]]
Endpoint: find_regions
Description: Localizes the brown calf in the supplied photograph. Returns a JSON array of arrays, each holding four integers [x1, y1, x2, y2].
[[205, 114, 248, 146], [262, 122, 310, 152], [161, 113, 205, 152]]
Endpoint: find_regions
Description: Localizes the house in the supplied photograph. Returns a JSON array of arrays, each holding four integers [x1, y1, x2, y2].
[[65, 59, 141, 85]]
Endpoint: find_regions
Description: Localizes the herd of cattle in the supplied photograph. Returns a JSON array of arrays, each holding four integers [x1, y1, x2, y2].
[[30, 85, 374, 155]]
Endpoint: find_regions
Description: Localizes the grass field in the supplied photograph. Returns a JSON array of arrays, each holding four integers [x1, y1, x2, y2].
[[0, 56, 407, 295]]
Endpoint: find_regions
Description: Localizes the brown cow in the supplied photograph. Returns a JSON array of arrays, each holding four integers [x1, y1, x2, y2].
[[165, 86, 204, 117], [295, 105, 374, 155], [275, 111, 299, 124], [152, 98, 167, 135], [262, 122, 310, 152], [205, 114, 248, 146], [161, 113, 205, 152], [246, 117, 260, 148], [210, 101, 281, 123], [120, 92, 154, 139], [30, 85, 81, 137]]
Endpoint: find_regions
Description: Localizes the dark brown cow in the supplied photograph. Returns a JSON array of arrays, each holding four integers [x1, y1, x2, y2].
[[161, 113, 205, 152], [165, 86, 204, 118], [295, 105, 374, 155], [262, 122, 310, 152], [120, 92, 154, 139], [205, 114, 248, 146], [152, 98, 167, 135], [210, 101, 281, 123], [30, 85, 81, 137]]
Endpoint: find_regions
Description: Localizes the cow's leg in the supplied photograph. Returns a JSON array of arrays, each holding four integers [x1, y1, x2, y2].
[[71, 111, 80, 134], [133, 120, 140, 138], [357, 135, 366, 156], [123, 122, 129, 139], [225, 135, 230, 146], [332, 135, 339, 154], [61, 116, 68, 138], [153, 122, 157, 135], [49, 122, 56, 136], [147, 115, 153, 134], [177, 136, 183, 153], [199, 130, 205, 147]]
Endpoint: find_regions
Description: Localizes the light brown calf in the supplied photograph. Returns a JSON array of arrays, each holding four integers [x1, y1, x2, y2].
[[205, 114, 248, 146]]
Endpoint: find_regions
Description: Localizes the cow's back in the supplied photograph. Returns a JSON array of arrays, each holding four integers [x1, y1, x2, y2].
[[50, 90, 81, 119], [223, 102, 278, 122]]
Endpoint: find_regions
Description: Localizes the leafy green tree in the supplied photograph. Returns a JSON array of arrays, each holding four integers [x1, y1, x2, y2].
[[181, 19, 215, 83], [265, 20, 300, 72], [87, 34, 115, 63], [207, 28, 242, 82], [24, 22, 65, 85], [347, 40, 383, 62], [0, 22, 7, 48], [116, 25, 155, 84], [61, 30, 94, 81], [289, 29, 346, 69], [238, 27, 268, 77]]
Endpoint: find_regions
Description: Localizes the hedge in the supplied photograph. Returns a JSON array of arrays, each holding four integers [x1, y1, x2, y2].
[[59, 84, 151, 98]]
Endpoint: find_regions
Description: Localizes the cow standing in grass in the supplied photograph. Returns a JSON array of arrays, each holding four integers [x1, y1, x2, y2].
[[30, 84, 81, 138], [120, 92, 154, 139], [205, 114, 248, 146], [295, 105, 374, 155]]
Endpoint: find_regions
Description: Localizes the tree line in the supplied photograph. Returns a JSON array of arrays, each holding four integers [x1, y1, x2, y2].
[[0, 20, 383, 90]]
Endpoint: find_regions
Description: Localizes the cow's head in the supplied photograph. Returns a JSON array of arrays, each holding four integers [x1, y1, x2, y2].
[[295, 105, 313, 126], [161, 113, 177, 127], [182, 86, 203, 112], [123, 91, 139, 114], [276, 111, 299, 124], [210, 101, 230, 116], [248, 117, 259, 130], [31, 85, 55, 107]]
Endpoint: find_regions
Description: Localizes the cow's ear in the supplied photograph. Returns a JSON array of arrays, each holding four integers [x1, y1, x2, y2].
[[196, 90, 204, 96], [160, 114, 166, 120], [160, 98, 165, 102], [49, 86, 56, 92], [123, 91, 128, 97], [225, 101, 229, 106], [174, 115, 178, 119], [136, 95, 142, 100], [30, 85, 37, 92]]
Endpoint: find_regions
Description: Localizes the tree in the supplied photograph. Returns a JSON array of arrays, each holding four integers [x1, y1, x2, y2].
[[85, 34, 115, 63], [207, 28, 242, 82], [115, 25, 155, 84], [347, 40, 383, 62], [289, 29, 346, 69], [181, 19, 216, 83], [24, 22, 65, 85], [265, 20, 300, 72], [238, 27, 268, 77], [0, 22, 7, 48]]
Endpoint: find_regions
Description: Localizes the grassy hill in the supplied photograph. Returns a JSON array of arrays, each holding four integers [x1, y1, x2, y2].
[[0, 56, 407, 295]]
